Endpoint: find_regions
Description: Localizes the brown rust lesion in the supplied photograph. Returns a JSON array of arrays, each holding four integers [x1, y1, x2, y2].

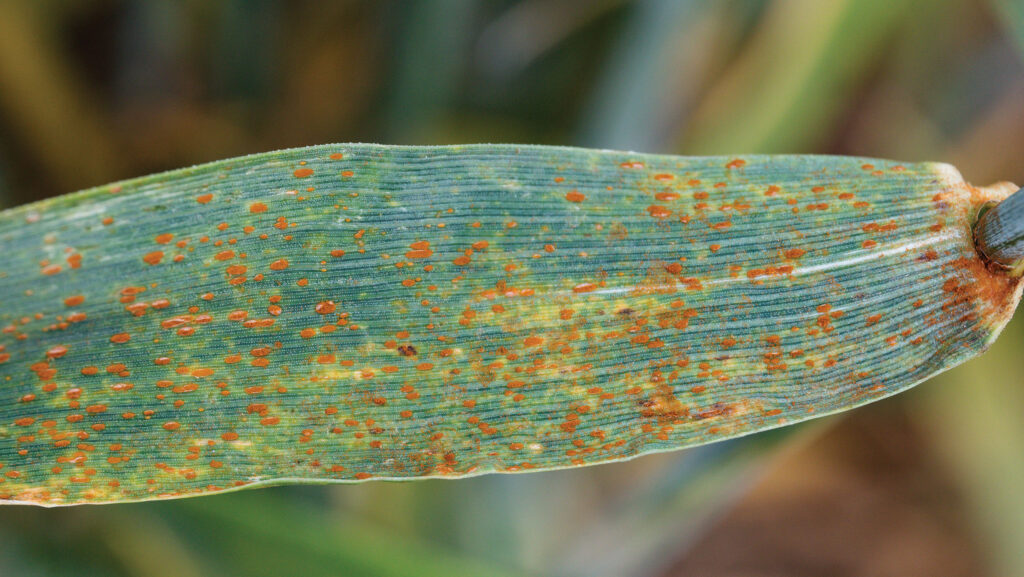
[[638, 385, 688, 423], [629, 261, 681, 296], [943, 256, 1021, 325], [692, 402, 736, 421]]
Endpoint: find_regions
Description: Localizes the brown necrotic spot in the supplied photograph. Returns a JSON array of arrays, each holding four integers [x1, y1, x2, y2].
[[639, 387, 688, 423]]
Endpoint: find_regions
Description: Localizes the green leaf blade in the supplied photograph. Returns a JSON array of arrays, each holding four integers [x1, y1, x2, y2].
[[0, 144, 1017, 505]]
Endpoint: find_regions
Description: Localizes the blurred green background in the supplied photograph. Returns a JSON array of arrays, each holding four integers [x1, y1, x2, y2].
[[1, 0, 1023, 575]]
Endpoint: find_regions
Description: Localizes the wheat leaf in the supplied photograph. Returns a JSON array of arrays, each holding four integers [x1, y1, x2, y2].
[[0, 144, 1018, 506]]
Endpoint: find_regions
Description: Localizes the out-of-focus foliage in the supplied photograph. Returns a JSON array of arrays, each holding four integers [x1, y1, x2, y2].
[[0, 0, 1021, 575]]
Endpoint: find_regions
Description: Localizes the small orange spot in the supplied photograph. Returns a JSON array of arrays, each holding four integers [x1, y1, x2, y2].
[[64, 295, 85, 307], [647, 205, 671, 218], [565, 190, 586, 203], [250, 202, 268, 214], [143, 251, 164, 265], [196, 194, 213, 204], [110, 333, 131, 344], [163, 421, 181, 431], [406, 249, 433, 259], [293, 168, 314, 178], [270, 259, 289, 270], [406, 242, 433, 259]]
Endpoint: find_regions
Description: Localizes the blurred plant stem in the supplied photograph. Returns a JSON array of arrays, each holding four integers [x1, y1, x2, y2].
[[682, 0, 915, 154], [382, 0, 478, 143], [211, 0, 278, 104], [949, 81, 1024, 185], [170, 491, 527, 577], [0, 142, 8, 208], [990, 0, 1024, 57], [476, 0, 626, 79], [577, 0, 705, 151], [551, 427, 829, 577], [99, 510, 206, 577], [917, 314, 1024, 577], [0, 1, 124, 193]]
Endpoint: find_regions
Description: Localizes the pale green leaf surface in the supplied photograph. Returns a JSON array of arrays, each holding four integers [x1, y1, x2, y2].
[[0, 144, 1018, 505]]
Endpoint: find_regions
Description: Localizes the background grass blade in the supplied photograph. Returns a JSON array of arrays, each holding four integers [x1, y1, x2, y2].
[[578, 0, 705, 151], [0, 2, 124, 196], [682, 0, 914, 154]]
